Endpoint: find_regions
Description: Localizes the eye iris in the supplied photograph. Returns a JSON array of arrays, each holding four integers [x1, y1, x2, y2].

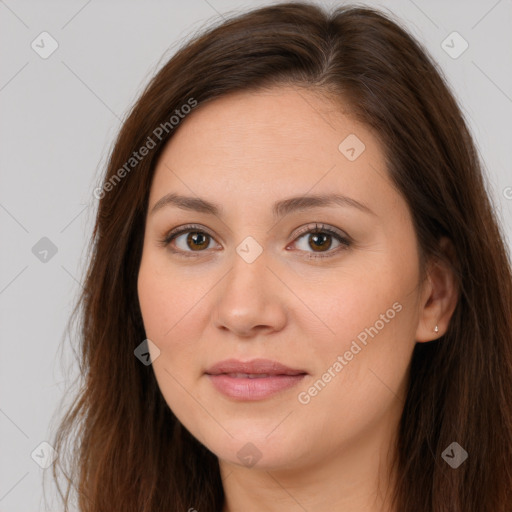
[[187, 232, 209, 251], [309, 232, 332, 252]]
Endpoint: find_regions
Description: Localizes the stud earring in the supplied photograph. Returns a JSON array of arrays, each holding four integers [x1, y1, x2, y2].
[[434, 325, 439, 333]]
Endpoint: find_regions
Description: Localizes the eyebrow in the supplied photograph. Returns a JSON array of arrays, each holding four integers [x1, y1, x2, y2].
[[149, 192, 376, 218]]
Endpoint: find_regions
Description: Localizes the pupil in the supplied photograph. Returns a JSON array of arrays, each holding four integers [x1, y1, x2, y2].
[[188, 232, 208, 250], [310, 233, 331, 251]]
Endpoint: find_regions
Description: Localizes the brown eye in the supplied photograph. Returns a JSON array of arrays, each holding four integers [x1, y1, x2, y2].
[[185, 231, 210, 251], [308, 232, 333, 252], [161, 222, 350, 260], [160, 224, 219, 256], [292, 223, 351, 259], [172, 230, 214, 252]]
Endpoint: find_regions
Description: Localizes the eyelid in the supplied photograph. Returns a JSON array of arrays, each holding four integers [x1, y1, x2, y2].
[[291, 222, 351, 243]]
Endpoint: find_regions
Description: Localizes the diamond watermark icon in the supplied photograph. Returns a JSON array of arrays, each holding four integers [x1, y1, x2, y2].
[[441, 31, 468, 59], [31, 441, 57, 469], [236, 236, 263, 264], [134, 338, 161, 366], [31, 32, 59, 59], [441, 441, 468, 468], [236, 442, 262, 468], [338, 134, 366, 161], [32, 237, 58, 263]]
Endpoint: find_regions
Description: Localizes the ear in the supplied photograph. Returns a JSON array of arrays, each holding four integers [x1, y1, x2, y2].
[[415, 237, 459, 342]]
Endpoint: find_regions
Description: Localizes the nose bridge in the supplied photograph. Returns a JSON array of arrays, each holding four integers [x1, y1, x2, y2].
[[231, 241, 270, 294], [212, 240, 287, 336]]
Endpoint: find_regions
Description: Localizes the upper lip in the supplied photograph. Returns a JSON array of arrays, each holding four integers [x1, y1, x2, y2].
[[205, 358, 307, 376]]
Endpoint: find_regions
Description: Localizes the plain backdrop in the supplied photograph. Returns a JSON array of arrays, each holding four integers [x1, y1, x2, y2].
[[0, 0, 511, 510]]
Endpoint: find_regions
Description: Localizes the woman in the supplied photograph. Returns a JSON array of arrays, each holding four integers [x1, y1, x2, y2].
[[49, 2, 512, 511]]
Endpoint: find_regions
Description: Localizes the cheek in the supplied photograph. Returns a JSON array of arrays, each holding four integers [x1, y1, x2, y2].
[[295, 299, 413, 442], [137, 261, 207, 428], [137, 255, 211, 386], [137, 253, 195, 340], [293, 261, 408, 360], [298, 252, 419, 397]]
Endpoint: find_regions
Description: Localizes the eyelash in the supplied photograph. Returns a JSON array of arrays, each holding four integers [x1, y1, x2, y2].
[[158, 222, 351, 260]]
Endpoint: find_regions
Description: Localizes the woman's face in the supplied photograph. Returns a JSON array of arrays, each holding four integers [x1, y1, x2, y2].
[[137, 85, 428, 472]]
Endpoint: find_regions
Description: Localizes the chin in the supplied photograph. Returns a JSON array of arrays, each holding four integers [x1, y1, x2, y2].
[[195, 426, 308, 471]]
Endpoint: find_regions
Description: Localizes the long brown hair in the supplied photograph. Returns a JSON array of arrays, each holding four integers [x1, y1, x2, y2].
[[48, 2, 512, 510]]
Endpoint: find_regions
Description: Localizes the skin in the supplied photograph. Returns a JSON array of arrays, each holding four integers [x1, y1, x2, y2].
[[137, 85, 458, 512]]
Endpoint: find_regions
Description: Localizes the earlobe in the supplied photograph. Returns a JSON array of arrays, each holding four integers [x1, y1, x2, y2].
[[415, 237, 459, 343]]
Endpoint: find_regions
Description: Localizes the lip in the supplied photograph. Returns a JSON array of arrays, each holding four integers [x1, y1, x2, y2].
[[205, 358, 307, 401], [206, 358, 306, 376]]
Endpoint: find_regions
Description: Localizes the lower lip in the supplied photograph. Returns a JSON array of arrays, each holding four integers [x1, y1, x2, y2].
[[206, 373, 307, 400]]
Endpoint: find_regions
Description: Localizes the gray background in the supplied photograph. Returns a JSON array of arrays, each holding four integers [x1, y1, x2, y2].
[[1, 0, 511, 510]]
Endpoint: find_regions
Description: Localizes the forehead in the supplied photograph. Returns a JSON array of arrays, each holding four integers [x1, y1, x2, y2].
[[149, 86, 394, 214]]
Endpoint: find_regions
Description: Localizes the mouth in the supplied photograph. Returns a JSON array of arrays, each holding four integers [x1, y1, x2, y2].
[[205, 358, 308, 400], [220, 373, 295, 378]]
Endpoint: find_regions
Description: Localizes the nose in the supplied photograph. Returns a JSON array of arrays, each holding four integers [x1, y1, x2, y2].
[[212, 249, 288, 338]]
